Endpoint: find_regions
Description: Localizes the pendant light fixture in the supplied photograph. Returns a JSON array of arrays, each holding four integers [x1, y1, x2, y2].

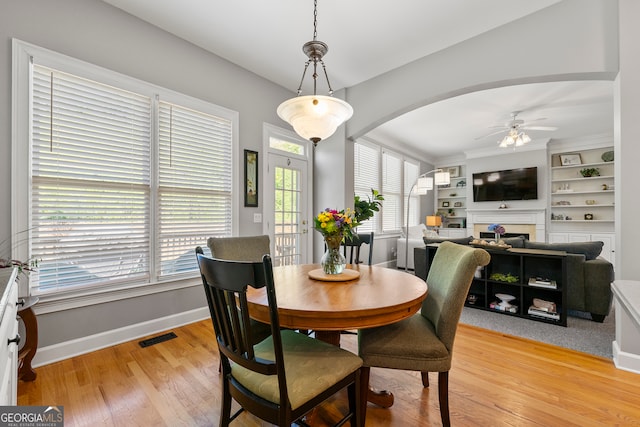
[[277, 0, 353, 147]]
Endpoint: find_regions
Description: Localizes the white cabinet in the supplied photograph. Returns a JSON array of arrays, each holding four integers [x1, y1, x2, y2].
[[550, 147, 615, 226], [547, 232, 615, 263], [0, 268, 19, 406], [436, 164, 467, 231]]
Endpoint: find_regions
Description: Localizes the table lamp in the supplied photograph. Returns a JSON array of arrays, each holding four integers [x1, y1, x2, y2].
[[426, 215, 442, 234]]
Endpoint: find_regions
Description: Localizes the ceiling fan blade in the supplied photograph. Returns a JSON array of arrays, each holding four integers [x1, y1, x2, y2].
[[474, 129, 506, 140], [522, 125, 558, 131]]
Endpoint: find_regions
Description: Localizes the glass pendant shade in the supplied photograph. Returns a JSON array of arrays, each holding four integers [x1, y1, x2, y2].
[[277, 95, 353, 145]]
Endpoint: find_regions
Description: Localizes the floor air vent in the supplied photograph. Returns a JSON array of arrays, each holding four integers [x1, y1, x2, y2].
[[139, 332, 177, 348]]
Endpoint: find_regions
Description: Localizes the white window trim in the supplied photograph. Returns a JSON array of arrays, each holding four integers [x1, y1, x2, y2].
[[11, 39, 239, 312], [354, 139, 423, 237]]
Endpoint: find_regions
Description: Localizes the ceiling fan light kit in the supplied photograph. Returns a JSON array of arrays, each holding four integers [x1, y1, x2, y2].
[[277, 0, 353, 147], [478, 111, 558, 149]]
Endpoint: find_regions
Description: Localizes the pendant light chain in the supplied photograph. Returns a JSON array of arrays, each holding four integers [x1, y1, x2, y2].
[[313, 0, 318, 41]]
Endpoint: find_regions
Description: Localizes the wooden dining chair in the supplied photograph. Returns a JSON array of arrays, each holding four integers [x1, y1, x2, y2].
[[196, 252, 364, 427], [342, 232, 374, 265], [357, 241, 490, 426]]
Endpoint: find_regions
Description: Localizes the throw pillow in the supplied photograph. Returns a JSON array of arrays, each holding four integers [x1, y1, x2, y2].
[[423, 236, 473, 245], [524, 240, 604, 260]]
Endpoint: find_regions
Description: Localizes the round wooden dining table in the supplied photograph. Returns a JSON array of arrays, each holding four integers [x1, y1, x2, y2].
[[246, 263, 428, 408]]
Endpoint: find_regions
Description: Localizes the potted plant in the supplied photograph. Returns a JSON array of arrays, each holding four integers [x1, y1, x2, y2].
[[353, 189, 384, 224], [580, 167, 600, 177]]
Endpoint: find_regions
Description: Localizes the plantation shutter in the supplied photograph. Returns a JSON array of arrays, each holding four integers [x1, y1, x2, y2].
[[382, 150, 403, 233], [30, 65, 152, 293], [353, 142, 380, 232], [157, 101, 233, 276]]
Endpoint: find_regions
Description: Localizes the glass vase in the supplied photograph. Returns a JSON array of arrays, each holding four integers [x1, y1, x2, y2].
[[321, 234, 346, 275], [495, 233, 501, 243]]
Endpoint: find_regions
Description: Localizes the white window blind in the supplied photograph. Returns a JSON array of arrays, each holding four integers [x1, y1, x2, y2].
[[353, 142, 380, 232], [157, 102, 233, 276], [382, 150, 403, 233], [404, 161, 420, 227], [31, 66, 152, 293], [28, 63, 234, 295]]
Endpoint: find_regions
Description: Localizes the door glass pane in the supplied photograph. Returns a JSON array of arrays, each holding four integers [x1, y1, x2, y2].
[[273, 165, 302, 266]]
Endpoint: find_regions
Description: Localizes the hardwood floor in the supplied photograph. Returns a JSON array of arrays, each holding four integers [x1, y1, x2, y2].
[[18, 320, 640, 426]]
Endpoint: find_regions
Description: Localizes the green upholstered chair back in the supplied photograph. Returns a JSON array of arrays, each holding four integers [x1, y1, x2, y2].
[[422, 241, 490, 351], [207, 235, 270, 262]]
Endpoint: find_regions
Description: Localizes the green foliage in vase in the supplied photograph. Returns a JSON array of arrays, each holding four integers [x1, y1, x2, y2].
[[580, 167, 600, 177], [353, 189, 384, 224], [489, 272, 519, 283]]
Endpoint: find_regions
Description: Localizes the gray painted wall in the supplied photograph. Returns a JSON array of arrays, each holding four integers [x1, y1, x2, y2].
[[1, 0, 293, 347]]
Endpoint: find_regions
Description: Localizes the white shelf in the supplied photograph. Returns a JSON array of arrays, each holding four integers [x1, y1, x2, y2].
[[551, 175, 614, 182], [551, 204, 614, 208], [550, 220, 614, 223], [551, 190, 614, 196], [551, 161, 612, 170]]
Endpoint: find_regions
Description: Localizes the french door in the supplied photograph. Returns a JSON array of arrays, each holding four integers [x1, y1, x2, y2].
[[263, 125, 313, 266]]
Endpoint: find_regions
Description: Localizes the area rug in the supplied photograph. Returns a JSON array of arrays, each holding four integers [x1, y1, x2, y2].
[[459, 306, 615, 359]]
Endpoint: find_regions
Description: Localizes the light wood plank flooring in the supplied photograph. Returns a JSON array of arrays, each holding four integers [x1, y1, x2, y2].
[[18, 320, 640, 426]]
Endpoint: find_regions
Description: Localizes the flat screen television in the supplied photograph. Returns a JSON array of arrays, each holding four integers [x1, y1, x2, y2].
[[472, 167, 538, 202]]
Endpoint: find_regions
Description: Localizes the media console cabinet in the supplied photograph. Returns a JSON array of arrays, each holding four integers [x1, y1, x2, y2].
[[424, 244, 568, 326]]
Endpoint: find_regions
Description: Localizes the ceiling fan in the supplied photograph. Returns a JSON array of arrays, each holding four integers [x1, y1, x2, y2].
[[475, 111, 558, 147]]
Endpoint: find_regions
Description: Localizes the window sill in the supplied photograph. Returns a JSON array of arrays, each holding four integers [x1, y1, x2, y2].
[[32, 275, 201, 315]]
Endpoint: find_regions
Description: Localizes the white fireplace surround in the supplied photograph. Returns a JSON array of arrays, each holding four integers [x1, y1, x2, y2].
[[466, 208, 546, 242]]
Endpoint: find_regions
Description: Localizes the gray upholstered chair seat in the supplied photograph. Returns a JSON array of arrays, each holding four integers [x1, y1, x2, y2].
[[232, 329, 362, 410], [358, 315, 449, 371]]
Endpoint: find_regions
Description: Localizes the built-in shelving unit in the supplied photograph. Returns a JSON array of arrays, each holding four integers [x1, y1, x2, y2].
[[435, 164, 467, 232], [548, 146, 616, 263]]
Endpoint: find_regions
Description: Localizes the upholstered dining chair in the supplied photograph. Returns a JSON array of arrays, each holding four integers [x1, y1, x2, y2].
[[357, 241, 490, 426], [196, 251, 364, 427], [206, 235, 273, 350], [341, 232, 374, 265]]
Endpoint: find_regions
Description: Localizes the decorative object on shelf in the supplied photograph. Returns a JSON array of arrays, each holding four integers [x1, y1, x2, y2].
[[488, 223, 505, 242], [467, 294, 478, 305], [498, 203, 508, 209], [585, 199, 596, 205], [448, 209, 455, 217], [556, 183, 573, 193], [276, 0, 353, 146], [471, 239, 512, 250], [442, 201, 450, 207], [601, 150, 614, 162], [456, 180, 466, 187], [553, 200, 571, 206], [601, 184, 608, 190], [314, 208, 357, 274], [454, 201, 463, 207], [580, 167, 600, 177], [446, 166, 460, 178], [560, 153, 582, 166], [584, 213, 594, 220], [449, 192, 457, 197], [448, 223, 461, 228], [495, 293, 517, 307], [353, 189, 384, 224]]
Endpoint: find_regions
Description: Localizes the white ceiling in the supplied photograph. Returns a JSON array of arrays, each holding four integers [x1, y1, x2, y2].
[[101, 0, 614, 159]]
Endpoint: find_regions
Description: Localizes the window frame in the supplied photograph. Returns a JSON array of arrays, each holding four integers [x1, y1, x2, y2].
[[11, 39, 239, 311], [353, 139, 423, 236]]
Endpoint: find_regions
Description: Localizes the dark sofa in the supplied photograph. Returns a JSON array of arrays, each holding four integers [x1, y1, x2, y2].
[[414, 236, 614, 322]]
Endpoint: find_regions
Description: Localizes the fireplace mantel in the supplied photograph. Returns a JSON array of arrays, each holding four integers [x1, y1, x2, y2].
[[466, 208, 546, 242]]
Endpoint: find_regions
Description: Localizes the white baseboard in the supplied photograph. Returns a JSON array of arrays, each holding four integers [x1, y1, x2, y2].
[[613, 340, 640, 374], [32, 307, 210, 367]]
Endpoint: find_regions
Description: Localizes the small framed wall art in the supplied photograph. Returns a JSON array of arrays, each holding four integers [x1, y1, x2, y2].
[[446, 166, 460, 178], [442, 201, 450, 207], [244, 149, 258, 207], [560, 153, 582, 166]]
